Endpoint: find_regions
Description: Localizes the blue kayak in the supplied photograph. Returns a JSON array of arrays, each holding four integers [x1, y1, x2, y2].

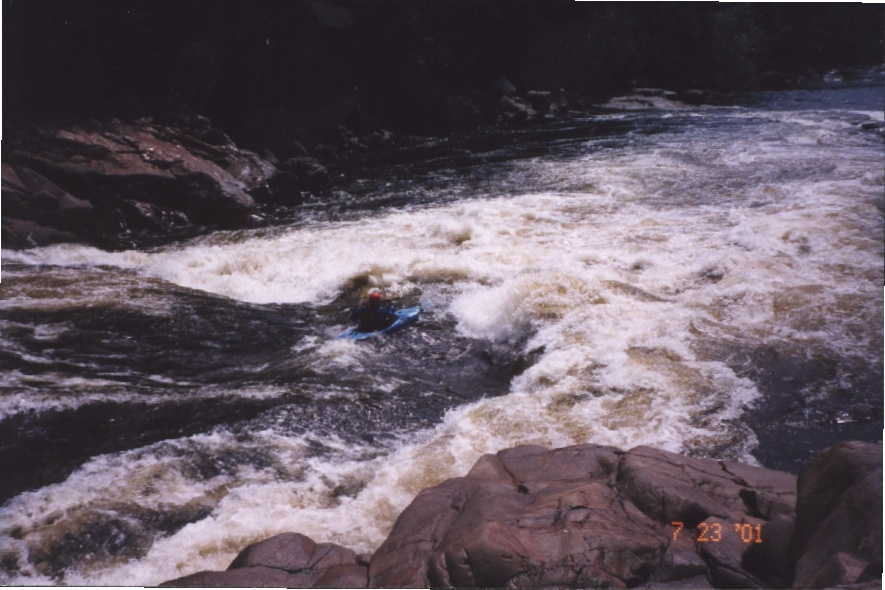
[[338, 306, 422, 340]]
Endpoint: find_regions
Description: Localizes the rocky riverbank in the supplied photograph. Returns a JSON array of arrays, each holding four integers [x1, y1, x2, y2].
[[161, 441, 881, 589], [8, 75, 882, 253], [3, 72, 596, 251]]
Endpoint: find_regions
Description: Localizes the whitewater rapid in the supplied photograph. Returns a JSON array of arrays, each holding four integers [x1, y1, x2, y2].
[[1, 84, 882, 585]]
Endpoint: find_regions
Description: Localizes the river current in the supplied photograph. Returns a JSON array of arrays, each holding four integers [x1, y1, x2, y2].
[[1, 72, 883, 584]]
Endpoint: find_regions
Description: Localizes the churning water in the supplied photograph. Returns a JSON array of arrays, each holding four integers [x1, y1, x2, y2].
[[1, 72, 882, 585]]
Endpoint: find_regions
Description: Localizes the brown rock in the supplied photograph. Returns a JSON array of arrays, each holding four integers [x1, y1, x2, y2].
[[269, 157, 330, 199], [618, 446, 796, 525], [159, 442, 882, 589], [792, 441, 882, 588], [7, 119, 275, 233], [742, 515, 795, 587], [2, 164, 92, 220], [696, 517, 765, 588], [2, 217, 78, 249], [229, 532, 359, 573], [2, 164, 96, 246], [369, 444, 798, 589], [228, 532, 318, 571], [161, 532, 367, 588], [160, 565, 306, 587], [792, 441, 881, 552], [314, 564, 368, 588]]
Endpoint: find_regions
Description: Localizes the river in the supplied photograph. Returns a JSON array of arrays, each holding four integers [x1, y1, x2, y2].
[[1, 69, 882, 585]]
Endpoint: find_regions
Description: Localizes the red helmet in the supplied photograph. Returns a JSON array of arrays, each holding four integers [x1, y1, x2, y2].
[[369, 291, 382, 300]]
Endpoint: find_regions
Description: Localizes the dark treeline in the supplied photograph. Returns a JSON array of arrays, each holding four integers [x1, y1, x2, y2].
[[3, 1, 883, 147]]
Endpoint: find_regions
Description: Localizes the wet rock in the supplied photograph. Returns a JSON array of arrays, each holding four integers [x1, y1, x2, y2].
[[791, 441, 882, 588], [2, 164, 96, 246], [857, 120, 885, 139], [22, 500, 213, 579], [118, 200, 190, 233], [269, 157, 330, 199], [156, 442, 884, 589], [444, 95, 483, 129], [4, 118, 276, 248], [368, 444, 797, 588], [491, 75, 517, 97], [229, 532, 359, 572], [2, 164, 92, 223], [1, 217, 79, 249], [497, 95, 537, 124], [699, 266, 726, 283], [363, 128, 394, 148], [525, 90, 553, 114], [162, 565, 305, 588], [696, 517, 766, 588], [162, 532, 367, 588]]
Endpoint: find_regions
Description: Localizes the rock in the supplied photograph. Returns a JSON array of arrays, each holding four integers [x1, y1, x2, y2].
[[162, 533, 367, 588], [443, 95, 483, 129], [156, 442, 884, 589], [858, 120, 885, 139], [364, 129, 394, 148], [5, 119, 276, 243], [117, 200, 190, 234], [2, 218, 78, 249], [792, 441, 882, 588], [161, 565, 304, 588], [368, 444, 797, 588], [2, 164, 92, 221], [2, 164, 97, 246], [696, 517, 766, 588], [497, 95, 537, 124], [229, 532, 359, 572], [742, 515, 795, 587], [288, 139, 310, 158], [617, 446, 796, 524], [269, 157, 330, 200], [525, 90, 553, 113], [490, 76, 517, 97]]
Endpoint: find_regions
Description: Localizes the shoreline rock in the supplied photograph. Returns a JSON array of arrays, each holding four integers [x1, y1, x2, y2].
[[2, 116, 277, 250], [160, 440, 881, 588]]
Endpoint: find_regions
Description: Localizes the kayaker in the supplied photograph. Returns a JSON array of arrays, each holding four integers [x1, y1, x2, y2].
[[350, 290, 396, 332]]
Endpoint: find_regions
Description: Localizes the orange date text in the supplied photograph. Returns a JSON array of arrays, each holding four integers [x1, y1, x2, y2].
[[670, 521, 763, 543]]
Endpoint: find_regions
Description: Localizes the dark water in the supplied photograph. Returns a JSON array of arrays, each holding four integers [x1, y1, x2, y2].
[[1, 69, 882, 584]]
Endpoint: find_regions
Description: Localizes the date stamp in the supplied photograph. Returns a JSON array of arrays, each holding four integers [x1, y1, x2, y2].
[[671, 521, 763, 544]]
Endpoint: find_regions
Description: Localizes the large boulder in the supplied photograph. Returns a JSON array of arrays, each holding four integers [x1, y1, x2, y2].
[[791, 441, 882, 588], [368, 444, 797, 588], [161, 532, 368, 588], [4, 117, 276, 248], [156, 442, 882, 589], [2, 164, 96, 247], [1, 217, 79, 249]]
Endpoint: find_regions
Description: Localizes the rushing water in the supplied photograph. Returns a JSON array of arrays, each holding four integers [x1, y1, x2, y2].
[[1, 71, 883, 585]]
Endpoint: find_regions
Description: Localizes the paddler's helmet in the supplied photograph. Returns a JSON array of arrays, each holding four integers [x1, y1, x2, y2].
[[369, 290, 382, 301]]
